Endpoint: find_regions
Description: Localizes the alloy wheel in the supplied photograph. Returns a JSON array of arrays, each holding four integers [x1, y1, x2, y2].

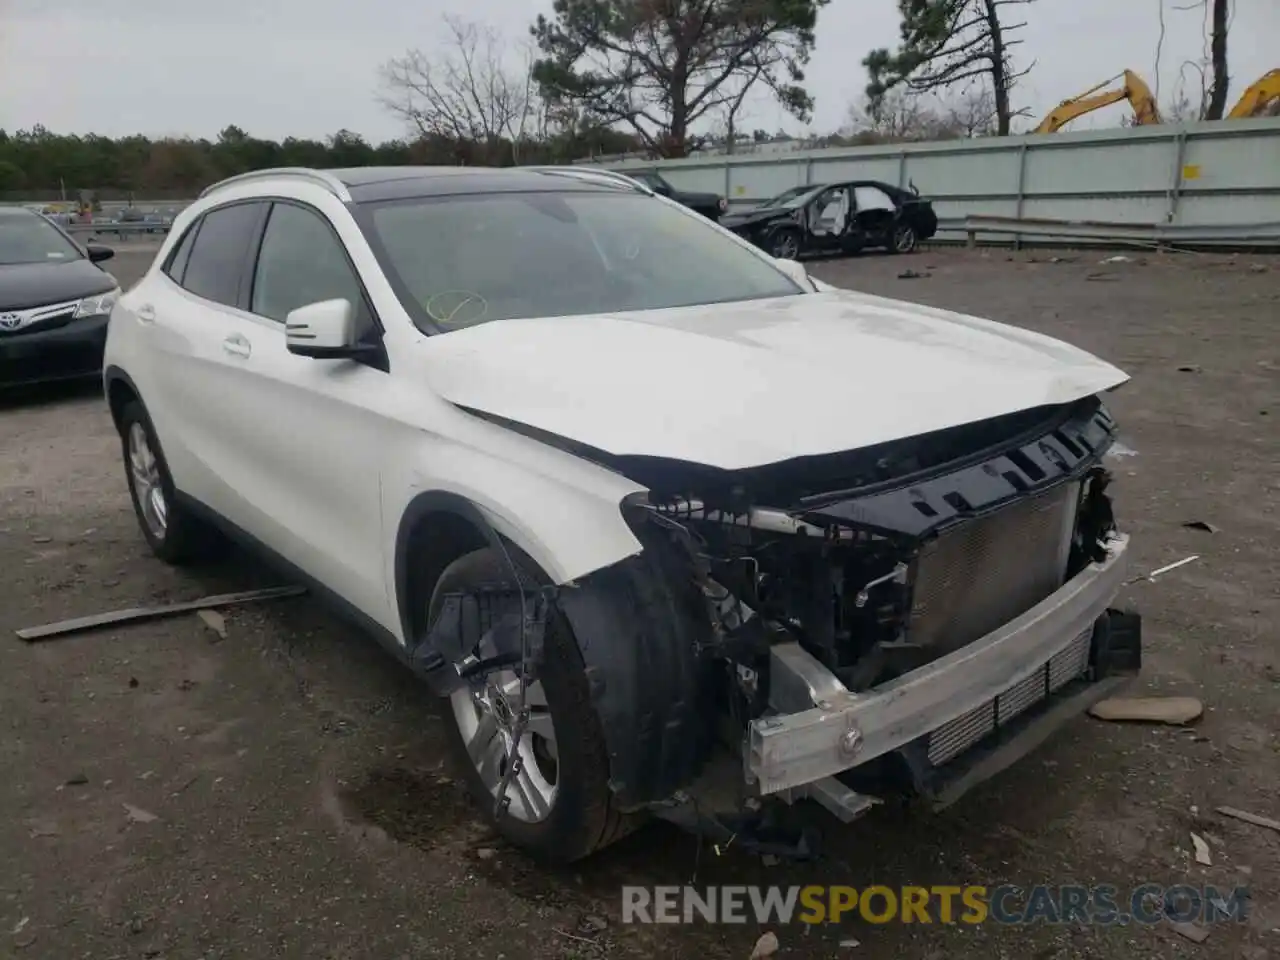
[[450, 656, 559, 823], [128, 422, 168, 539]]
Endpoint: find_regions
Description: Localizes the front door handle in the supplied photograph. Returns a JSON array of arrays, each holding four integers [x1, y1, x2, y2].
[[222, 334, 251, 359], [136, 304, 156, 324]]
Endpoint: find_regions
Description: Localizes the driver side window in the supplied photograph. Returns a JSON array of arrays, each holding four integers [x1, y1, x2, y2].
[[251, 202, 370, 334]]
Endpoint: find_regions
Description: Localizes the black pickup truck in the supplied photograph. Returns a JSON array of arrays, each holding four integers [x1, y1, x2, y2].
[[617, 169, 727, 222]]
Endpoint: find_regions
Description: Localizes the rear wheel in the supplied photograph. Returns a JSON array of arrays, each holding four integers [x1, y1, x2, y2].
[[891, 223, 918, 254], [118, 400, 219, 565], [429, 548, 635, 862]]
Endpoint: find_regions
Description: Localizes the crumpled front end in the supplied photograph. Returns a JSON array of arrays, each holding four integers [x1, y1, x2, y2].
[[583, 393, 1141, 829]]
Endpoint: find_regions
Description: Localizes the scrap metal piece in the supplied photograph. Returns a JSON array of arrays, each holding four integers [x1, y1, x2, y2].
[[16, 585, 307, 642], [778, 776, 880, 823]]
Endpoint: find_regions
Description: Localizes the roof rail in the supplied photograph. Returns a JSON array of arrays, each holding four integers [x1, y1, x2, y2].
[[198, 167, 352, 202], [523, 165, 654, 196]]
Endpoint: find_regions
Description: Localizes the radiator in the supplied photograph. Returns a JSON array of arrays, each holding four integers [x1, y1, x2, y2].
[[906, 480, 1085, 767], [906, 480, 1080, 657]]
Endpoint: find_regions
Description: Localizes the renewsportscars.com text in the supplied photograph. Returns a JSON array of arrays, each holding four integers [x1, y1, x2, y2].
[[621, 884, 1249, 926]]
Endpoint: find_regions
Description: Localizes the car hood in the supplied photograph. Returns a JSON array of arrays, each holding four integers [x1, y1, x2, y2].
[[721, 207, 790, 228], [418, 289, 1130, 471], [677, 190, 723, 206], [0, 258, 116, 311]]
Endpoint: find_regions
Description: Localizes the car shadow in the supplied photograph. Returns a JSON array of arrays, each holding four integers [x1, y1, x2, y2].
[[0, 377, 103, 411]]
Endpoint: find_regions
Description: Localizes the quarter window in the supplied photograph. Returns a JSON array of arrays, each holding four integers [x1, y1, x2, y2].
[[251, 203, 365, 326], [181, 202, 265, 307], [163, 222, 199, 284]]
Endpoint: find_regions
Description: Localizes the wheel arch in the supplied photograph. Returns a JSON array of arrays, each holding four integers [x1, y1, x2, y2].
[[393, 490, 496, 649], [104, 365, 141, 435], [394, 489, 716, 809]]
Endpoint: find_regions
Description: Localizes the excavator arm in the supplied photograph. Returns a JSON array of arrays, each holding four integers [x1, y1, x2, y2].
[[1227, 69, 1280, 119], [1034, 70, 1163, 134]]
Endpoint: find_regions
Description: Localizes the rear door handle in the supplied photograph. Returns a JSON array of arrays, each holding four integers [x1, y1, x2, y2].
[[136, 304, 156, 324], [222, 334, 251, 359]]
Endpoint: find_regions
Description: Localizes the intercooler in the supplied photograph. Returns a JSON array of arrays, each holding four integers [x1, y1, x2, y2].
[[903, 480, 1088, 766]]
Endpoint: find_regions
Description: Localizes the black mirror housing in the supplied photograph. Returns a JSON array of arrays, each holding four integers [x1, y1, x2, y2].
[[86, 244, 115, 264]]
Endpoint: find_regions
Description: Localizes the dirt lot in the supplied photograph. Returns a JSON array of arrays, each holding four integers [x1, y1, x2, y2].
[[1, 246, 1276, 960]]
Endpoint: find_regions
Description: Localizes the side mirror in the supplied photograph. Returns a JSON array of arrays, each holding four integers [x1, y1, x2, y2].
[[86, 244, 114, 263], [285, 298, 378, 360]]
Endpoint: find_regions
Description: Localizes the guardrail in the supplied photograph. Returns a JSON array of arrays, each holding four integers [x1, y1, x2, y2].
[[960, 214, 1280, 249], [63, 222, 170, 239]]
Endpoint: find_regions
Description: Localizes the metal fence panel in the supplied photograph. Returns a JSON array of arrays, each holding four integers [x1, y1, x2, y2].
[[597, 117, 1280, 241]]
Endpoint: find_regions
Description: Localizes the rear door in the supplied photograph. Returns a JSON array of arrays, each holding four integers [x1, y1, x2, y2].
[[851, 184, 901, 247], [143, 200, 269, 514]]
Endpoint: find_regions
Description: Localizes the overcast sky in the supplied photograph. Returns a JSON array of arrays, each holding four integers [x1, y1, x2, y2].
[[0, 0, 1273, 142]]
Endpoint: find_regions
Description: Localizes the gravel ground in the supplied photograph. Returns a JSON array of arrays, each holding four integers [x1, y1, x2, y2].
[[1, 246, 1276, 960]]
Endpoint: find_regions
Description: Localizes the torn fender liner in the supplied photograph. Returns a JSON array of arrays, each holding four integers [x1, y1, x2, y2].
[[556, 528, 718, 808]]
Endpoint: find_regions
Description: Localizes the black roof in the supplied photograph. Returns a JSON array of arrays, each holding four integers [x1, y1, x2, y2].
[[323, 166, 639, 203]]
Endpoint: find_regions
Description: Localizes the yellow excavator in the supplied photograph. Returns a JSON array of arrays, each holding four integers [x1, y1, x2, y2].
[[1227, 69, 1280, 119], [1033, 69, 1162, 134]]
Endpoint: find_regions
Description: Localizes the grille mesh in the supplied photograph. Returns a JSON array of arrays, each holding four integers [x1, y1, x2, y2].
[[927, 628, 1092, 766], [907, 481, 1079, 657]]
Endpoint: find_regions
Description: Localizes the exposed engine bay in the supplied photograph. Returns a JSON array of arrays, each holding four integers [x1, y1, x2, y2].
[[617, 394, 1119, 693], [421, 393, 1139, 858]]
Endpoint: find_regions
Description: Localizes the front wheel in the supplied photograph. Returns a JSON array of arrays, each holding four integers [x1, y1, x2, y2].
[[429, 548, 636, 862], [890, 223, 918, 254], [769, 228, 802, 260]]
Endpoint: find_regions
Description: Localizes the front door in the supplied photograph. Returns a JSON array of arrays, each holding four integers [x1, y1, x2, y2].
[[805, 186, 852, 254], [213, 200, 397, 629]]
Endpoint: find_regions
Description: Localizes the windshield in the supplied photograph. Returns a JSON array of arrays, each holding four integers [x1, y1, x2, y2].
[[361, 190, 803, 331], [0, 212, 82, 266], [761, 185, 821, 209]]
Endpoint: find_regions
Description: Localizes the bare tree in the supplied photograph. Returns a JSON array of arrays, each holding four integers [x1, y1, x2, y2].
[[864, 0, 1037, 136], [844, 85, 995, 141], [940, 85, 997, 135], [379, 15, 538, 162], [845, 89, 937, 140]]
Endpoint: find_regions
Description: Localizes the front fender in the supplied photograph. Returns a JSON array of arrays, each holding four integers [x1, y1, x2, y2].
[[383, 423, 648, 642]]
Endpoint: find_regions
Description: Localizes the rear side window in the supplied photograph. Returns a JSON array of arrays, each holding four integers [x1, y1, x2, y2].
[[181, 202, 264, 307], [163, 222, 199, 283]]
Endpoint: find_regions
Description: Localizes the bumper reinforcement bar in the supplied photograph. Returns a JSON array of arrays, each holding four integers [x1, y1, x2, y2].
[[746, 534, 1132, 796]]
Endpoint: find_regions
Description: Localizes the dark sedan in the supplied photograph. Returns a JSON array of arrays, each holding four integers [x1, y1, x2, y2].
[[616, 169, 728, 221], [720, 180, 938, 259], [0, 207, 118, 388]]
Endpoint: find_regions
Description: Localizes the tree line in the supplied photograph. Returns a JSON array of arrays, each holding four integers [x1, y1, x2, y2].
[[0, 123, 645, 202], [2, 0, 1239, 200]]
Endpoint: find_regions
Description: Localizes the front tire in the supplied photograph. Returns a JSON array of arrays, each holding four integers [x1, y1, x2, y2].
[[118, 400, 218, 565], [428, 548, 635, 862], [770, 228, 802, 260]]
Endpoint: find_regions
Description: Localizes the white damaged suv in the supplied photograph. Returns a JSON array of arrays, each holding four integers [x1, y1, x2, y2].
[[104, 166, 1141, 862]]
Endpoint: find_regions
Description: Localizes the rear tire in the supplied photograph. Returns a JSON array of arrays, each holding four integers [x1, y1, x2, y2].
[[118, 400, 220, 565], [428, 548, 636, 862], [890, 223, 918, 254]]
